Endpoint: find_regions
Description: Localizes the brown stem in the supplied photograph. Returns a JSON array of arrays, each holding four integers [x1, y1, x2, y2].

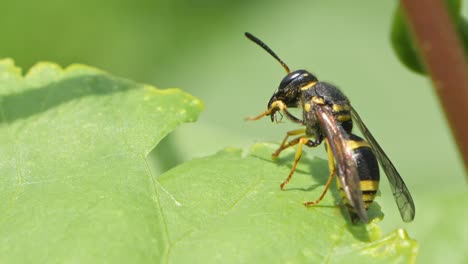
[[401, 0, 468, 175]]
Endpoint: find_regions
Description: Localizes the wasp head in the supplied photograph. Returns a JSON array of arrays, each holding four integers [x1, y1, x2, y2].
[[267, 70, 317, 121]]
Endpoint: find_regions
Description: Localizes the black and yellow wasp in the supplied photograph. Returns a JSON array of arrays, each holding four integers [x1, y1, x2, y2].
[[245, 32, 415, 223]]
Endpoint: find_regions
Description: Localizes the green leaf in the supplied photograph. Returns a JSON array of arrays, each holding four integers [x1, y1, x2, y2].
[[0, 59, 417, 262], [390, 0, 467, 74], [0, 59, 203, 262], [158, 143, 418, 263], [412, 191, 467, 264]]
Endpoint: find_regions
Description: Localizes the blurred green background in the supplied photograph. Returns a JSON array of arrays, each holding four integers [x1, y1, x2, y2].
[[1, 0, 466, 263]]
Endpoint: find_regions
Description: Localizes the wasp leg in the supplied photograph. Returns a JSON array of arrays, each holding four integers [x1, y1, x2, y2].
[[245, 100, 286, 121], [279, 137, 321, 189], [272, 129, 307, 158], [245, 109, 273, 121], [304, 139, 336, 206], [280, 137, 308, 189], [281, 108, 304, 125], [273, 130, 321, 158]]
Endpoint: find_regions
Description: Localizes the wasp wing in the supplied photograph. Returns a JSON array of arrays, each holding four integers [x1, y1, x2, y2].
[[315, 105, 368, 223], [351, 106, 415, 222]]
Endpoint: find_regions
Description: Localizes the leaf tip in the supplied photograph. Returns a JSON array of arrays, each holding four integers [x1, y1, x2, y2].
[[0, 58, 23, 80]]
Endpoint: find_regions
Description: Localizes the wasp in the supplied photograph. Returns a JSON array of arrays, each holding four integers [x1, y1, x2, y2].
[[245, 32, 415, 223]]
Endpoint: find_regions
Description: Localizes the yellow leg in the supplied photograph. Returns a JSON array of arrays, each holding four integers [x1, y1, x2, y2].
[[304, 140, 336, 206], [272, 128, 306, 158], [280, 137, 310, 190], [245, 109, 272, 121], [245, 100, 286, 121]]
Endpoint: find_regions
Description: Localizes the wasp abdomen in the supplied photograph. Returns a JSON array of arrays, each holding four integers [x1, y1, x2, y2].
[[337, 134, 380, 223]]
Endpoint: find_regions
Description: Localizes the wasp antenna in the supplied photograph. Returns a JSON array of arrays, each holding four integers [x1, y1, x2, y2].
[[245, 32, 291, 74]]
